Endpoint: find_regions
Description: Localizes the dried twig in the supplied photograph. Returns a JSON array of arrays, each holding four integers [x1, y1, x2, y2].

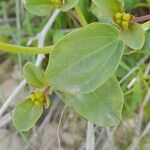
[[86, 122, 95, 150], [57, 105, 66, 150]]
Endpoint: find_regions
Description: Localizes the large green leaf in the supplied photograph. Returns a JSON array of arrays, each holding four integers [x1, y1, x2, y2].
[[25, 0, 53, 16], [61, 0, 79, 11], [23, 62, 48, 88], [13, 99, 43, 131], [120, 23, 145, 50], [46, 23, 124, 94], [65, 76, 124, 126], [92, 0, 124, 17]]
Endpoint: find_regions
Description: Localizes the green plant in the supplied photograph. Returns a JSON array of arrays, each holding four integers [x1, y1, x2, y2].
[[0, 0, 149, 131]]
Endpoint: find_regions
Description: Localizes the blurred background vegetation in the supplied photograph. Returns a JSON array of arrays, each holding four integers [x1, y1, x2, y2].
[[0, 0, 150, 150]]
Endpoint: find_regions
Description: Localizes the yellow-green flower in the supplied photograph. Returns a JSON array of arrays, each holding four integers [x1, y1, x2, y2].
[[30, 91, 50, 109], [114, 12, 134, 29]]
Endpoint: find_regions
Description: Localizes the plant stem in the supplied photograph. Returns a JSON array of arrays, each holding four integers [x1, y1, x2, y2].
[[74, 5, 88, 27], [135, 14, 150, 23], [0, 42, 53, 54]]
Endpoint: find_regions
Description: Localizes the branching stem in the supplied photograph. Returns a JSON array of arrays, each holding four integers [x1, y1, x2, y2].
[[135, 14, 150, 23]]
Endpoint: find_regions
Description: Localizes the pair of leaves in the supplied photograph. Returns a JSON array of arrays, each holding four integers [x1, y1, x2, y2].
[[92, 0, 145, 50], [13, 63, 50, 131], [25, 0, 79, 16], [46, 23, 124, 126]]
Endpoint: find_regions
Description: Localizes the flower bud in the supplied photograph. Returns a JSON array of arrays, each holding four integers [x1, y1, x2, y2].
[[115, 12, 122, 19], [114, 12, 132, 29], [30, 91, 50, 108], [121, 21, 129, 29], [115, 19, 121, 24], [122, 13, 131, 21], [34, 101, 41, 106]]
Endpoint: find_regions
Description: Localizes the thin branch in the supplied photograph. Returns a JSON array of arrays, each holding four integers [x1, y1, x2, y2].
[[141, 121, 150, 138], [128, 88, 150, 150], [119, 56, 149, 84], [57, 105, 66, 150], [0, 112, 11, 128], [27, 9, 60, 47], [134, 15, 150, 23], [127, 62, 150, 89]]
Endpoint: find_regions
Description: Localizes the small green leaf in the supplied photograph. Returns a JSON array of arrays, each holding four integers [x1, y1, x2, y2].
[[46, 23, 124, 94], [23, 62, 48, 88], [92, 0, 124, 17], [120, 23, 145, 50], [61, 0, 79, 12], [25, 0, 53, 16], [65, 76, 124, 127], [13, 99, 43, 131]]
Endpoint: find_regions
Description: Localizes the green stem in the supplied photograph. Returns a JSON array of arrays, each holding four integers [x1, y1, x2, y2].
[[74, 5, 88, 27], [0, 42, 53, 54]]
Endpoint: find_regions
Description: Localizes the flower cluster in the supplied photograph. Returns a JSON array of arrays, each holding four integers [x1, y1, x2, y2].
[[30, 91, 46, 105], [114, 12, 134, 29]]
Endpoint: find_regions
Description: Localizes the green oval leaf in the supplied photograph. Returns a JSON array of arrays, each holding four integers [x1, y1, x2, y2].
[[120, 23, 145, 50], [46, 23, 124, 94], [65, 76, 124, 127], [61, 0, 79, 12], [23, 62, 48, 88], [25, 0, 53, 16], [13, 99, 43, 131], [92, 0, 124, 17]]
